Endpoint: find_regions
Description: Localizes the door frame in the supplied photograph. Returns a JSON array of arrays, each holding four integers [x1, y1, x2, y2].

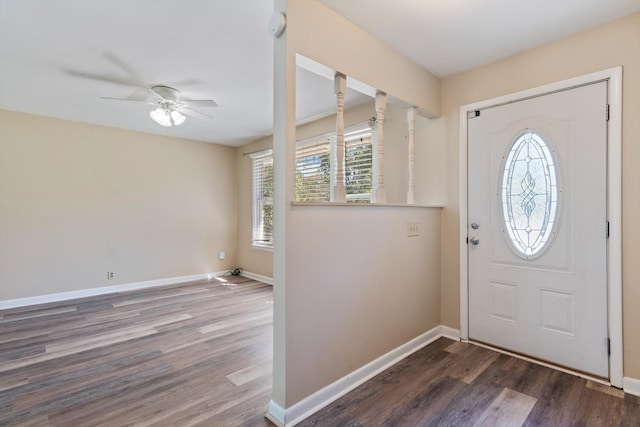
[[458, 67, 623, 387]]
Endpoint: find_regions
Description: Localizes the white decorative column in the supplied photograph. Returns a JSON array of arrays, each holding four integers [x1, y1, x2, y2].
[[406, 106, 417, 204], [333, 72, 347, 202], [373, 91, 387, 203]]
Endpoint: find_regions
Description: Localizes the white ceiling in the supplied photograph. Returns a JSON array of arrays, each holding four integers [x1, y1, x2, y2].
[[1, 1, 639, 146], [320, 0, 640, 78]]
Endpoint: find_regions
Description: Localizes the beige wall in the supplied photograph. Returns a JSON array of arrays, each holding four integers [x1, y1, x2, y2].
[[383, 104, 445, 206], [287, 206, 441, 401], [438, 14, 640, 378], [273, 0, 444, 409], [0, 110, 238, 300]]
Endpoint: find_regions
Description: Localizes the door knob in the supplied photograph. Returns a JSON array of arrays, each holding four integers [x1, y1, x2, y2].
[[471, 222, 479, 229], [469, 237, 480, 245]]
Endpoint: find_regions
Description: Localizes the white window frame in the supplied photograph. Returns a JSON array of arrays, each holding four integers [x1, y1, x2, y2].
[[250, 149, 274, 250]]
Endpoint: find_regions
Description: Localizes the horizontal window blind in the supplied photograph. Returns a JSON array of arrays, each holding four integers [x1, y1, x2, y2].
[[251, 150, 273, 248], [345, 127, 373, 203], [295, 136, 331, 202], [295, 123, 373, 203]]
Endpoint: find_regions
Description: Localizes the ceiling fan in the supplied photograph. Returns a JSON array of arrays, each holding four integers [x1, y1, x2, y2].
[[65, 54, 217, 127], [102, 85, 218, 127]]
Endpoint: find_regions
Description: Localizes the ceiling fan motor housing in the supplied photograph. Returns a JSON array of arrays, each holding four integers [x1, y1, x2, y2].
[[152, 85, 182, 105]]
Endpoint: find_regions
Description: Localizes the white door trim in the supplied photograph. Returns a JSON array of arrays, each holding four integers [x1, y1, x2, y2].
[[459, 67, 623, 387]]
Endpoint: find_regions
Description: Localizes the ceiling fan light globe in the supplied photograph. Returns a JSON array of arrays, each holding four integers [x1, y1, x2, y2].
[[170, 110, 186, 126], [150, 107, 171, 127]]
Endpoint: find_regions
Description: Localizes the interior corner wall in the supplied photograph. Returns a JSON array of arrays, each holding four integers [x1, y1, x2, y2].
[[0, 110, 238, 301], [438, 13, 640, 379]]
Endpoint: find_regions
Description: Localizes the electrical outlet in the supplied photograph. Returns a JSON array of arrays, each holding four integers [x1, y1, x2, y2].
[[218, 251, 226, 260], [107, 271, 115, 280], [407, 222, 419, 237]]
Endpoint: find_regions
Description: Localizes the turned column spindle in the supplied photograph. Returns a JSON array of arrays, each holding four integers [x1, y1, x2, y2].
[[333, 72, 347, 202], [373, 91, 387, 203], [407, 106, 417, 204]]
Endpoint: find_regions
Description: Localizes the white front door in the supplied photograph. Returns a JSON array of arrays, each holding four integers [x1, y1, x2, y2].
[[467, 81, 609, 378]]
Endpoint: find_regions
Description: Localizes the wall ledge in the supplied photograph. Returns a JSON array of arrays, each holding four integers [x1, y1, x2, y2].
[[291, 202, 444, 208]]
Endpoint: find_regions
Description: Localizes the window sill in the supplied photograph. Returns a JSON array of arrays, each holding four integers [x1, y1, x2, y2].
[[252, 244, 274, 252], [290, 202, 444, 208]]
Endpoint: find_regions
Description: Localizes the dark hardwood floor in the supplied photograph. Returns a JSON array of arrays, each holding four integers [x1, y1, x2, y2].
[[299, 339, 640, 427], [1, 276, 639, 426]]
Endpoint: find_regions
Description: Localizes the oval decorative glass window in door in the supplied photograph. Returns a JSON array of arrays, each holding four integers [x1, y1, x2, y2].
[[501, 131, 558, 258]]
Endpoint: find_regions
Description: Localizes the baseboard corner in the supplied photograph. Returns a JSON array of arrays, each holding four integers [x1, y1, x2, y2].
[[440, 325, 461, 341], [623, 376, 640, 397], [242, 271, 274, 285], [267, 400, 285, 426]]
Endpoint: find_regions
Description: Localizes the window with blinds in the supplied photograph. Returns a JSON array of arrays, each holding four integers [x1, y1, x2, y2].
[[294, 123, 373, 203], [345, 126, 373, 203], [295, 135, 331, 202], [250, 150, 273, 248]]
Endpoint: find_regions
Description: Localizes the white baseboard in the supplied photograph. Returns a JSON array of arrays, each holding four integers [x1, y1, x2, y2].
[[266, 401, 286, 426], [268, 325, 459, 426], [242, 271, 274, 285], [440, 325, 461, 340], [0, 271, 227, 310], [624, 376, 640, 397]]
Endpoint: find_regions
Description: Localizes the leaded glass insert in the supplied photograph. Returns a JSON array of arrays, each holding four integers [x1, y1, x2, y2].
[[501, 131, 558, 257]]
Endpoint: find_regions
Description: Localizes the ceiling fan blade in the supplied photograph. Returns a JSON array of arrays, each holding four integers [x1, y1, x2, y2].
[[181, 99, 218, 108], [64, 69, 147, 89], [128, 87, 157, 102], [181, 106, 214, 120], [100, 96, 156, 105], [103, 52, 145, 84]]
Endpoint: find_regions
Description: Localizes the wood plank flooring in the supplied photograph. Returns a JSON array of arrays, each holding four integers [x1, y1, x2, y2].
[[2, 277, 640, 426], [299, 338, 640, 427], [0, 275, 274, 426]]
